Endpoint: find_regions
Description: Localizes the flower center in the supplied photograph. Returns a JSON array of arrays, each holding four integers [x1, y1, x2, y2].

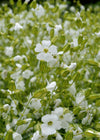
[[60, 115, 64, 119], [44, 48, 48, 53], [48, 121, 53, 126], [53, 55, 57, 59]]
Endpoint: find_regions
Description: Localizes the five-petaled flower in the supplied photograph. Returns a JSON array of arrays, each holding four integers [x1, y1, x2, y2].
[[35, 40, 57, 62]]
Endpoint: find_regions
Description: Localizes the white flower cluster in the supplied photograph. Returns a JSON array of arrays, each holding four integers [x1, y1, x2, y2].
[[0, 1, 100, 140], [31, 107, 73, 139]]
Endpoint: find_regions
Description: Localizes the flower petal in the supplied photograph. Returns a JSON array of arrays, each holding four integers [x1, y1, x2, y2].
[[35, 43, 43, 52], [42, 40, 51, 48], [37, 53, 53, 62], [49, 45, 57, 54], [41, 124, 56, 136]]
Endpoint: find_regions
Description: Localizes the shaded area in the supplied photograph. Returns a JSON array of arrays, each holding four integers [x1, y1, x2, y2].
[[0, 0, 100, 5]]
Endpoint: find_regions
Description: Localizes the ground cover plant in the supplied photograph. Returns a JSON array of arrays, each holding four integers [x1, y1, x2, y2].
[[0, 0, 100, 139]]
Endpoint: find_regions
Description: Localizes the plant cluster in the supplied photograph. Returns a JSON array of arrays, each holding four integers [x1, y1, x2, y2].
[[0, 0, 100, 139]]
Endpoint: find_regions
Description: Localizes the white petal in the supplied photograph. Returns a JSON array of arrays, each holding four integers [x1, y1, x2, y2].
[[52, 107, 63, 116], [52, 121, 61, 130], [37, 53, 53, 62], [56, 133, 63, 140], [64, 113, 73, 123], [36, 52, 45, 61], [41, 124, 56, 136], [31, 131, 40, 140], [49, 45, 57, 54], [42, 114, 58, 123], [46, 81, 56, 92], [42, 40, 51, 48], [35, 43, 43, 52], [13, 132, 22, 140]]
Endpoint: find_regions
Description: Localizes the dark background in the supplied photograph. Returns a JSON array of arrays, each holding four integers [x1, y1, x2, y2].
[[0, 0, 100, 5]]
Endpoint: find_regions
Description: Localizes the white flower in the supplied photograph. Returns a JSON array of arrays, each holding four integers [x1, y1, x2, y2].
[[96, 50, 100, 60], [76, 93, 85, 104], [31, 131, 47, 140], [95, 31, 100, 37], [30, 76, 36, 82], [54, 24, 62, 35], [14, 23, 23, 31], [16, 119, 32, 134], [82, 113, 93, 125], [3, 104, 10, 111], [11, 100, 18, 115], [84, 70, 90, 79], [11, 70, 21, 80], [4, 46, 13, 57], [35, 40, 57, 62], [29, 98, 41, 110], [16, 63, 22, 69], [70, 6, 76, 12], [13, 55, 27, 62], [13, 55, 22, 61], [73, 126, 83, 140], [75, 12, 82, 21], [68, 63, 77, 70], [56, 133, 63, 140], [80, 5, 85, 11], [46, 81, 56, 92], [76, 12, 81, 18], [41, 114, 61, 136], [31, 131, 40, 140], [52, 107, 73, 129], [63, 51, 71, 65], [1, 69, 8, 80], [24, 0, 30, 4], [54, 99, 61, 108], [15, 80, 25, 91], [6, 124, 11, 131], [34, 5, 45, 18], [22, 69, 33, 79], [48, 54, 59, 67], [46, 23, 52, 33], [68, 83, 76, 96], [10, 119, 17, 127], [71, 38, 78, 47], [13, 132, 22, 140]]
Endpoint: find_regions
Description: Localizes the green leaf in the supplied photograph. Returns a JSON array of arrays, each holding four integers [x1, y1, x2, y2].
[[50, 29, 54, 39], [87, 59, 100, 68], [73, 106, 81, 115], [5, 129, 13, 140], [96, 100, 100, 106], [52, 5, 59, 13], [40, 61, 49, 73], [65, 131, 73, 140], [59, 34, 65, 44], [95, 122, 100, 131], [33, 88, 47, 99], [88, 94, 100, 101], [16, 120, 27, 126], [49, 22, 55, 27], [78, 35, 83, 44], [84, 128, 100, 138], [78, 110, 87, 119], [51, 35, 58, 44], [17, 0, 22, 7], [30, 0, 36, 9], [9, 0, 14, 6], [32, 26, 38, 36]]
